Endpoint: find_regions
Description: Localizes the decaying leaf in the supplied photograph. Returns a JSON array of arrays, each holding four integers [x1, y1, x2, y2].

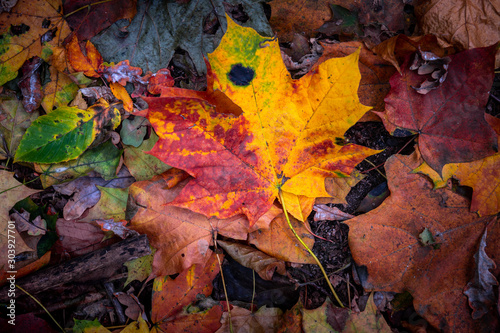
[[347, 153, 500, 331], [147, 17, 379, 223], [217, 305, 283, 333]]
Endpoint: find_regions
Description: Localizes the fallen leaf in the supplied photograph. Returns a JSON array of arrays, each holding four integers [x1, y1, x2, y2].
[[277, 300, 303, 333], [110, 82, 133, 112], [63, 0, 137, 41], [415, 0, 500, 56], [129, 171, 250, 276], [0, 94, 39, 160], [54, 218, 106, 257], [415, 153, 500, 216], [216, 305, 283, 333], [343, 293, 392, 333], [10, 210, 46, 236], [0, 170, 40, 222], [91, 0, 272, 75], [147, 68, 175, 95], [346, 153, 500, 331], [248, 213, 315, 264], [73, 319, 111, 333], [35, 139, 122, 188], [147, 17, 379, 223], [464, 227, 499, 320], [152, 253, 221, 324], [15, 98, 121, 163], [54, 167, 134, 220], [217, 240, 286, 281], [376, 45, 498, 174], [0, 219, 33, 276], [0, 0, 71, 85], [66, 35, 103, 78], [17, 56, 43, 113]]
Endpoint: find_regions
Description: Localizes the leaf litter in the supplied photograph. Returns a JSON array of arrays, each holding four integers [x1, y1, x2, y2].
[[0, 1, 499, 332]]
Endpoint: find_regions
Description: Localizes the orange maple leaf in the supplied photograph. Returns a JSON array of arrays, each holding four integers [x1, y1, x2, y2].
[[146, 17, 379, 223]]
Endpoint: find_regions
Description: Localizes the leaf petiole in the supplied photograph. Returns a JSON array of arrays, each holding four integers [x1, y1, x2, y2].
[[278, 190, 345, 308]]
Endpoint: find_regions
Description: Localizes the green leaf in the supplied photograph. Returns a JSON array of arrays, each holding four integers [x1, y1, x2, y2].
[[123, 131, 171, 181], [120, 116, 147, 147], [0, 95, 39, 160], [14, 106, 96, 163], [35, 140, 122, 188]]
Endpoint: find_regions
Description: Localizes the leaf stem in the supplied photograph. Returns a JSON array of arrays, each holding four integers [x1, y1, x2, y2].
[[278, 190, 344, 308], [63, 0, 114, 19]]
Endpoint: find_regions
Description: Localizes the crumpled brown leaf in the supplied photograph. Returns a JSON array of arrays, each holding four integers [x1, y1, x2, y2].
[[18, 57, 43, 113]]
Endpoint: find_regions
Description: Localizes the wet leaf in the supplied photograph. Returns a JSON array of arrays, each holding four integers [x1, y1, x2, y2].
[[82, 187, 129, 223], [147, 17, 379, 223], [376, 45, 498, 174], [124, 254, 153, 287], [344, 293, 392, 333], [346, 153, 500, 331], [41, 64, 79, 113], [110, 82, 133, 112]]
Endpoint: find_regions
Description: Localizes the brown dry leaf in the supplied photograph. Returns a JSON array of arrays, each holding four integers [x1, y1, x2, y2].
[[128, 170, 251, 276], [248, 213, 315, 264], [217, 240, 286, 281], [415, 0, 500, 61], [17, 56, 43, 113], [54, 218, 107, 257], [10, 210, 46, 236], [216, 305, 283, 333], [346, 152, 500, 331]]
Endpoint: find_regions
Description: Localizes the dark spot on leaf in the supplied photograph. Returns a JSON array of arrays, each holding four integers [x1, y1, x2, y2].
[[55, 134, 62, 139], [42, 19, 51, 29], [310, 140, 334, 156], [181, 253, 185, 257], [77, 112, 84, 118], [10, 23, 30, 36], [228, 64, 255, 86], [54, 119, 59, 123]]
